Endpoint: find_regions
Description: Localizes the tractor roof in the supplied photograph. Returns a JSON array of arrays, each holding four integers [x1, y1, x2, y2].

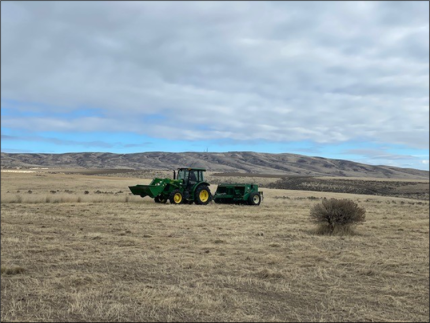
[[177, 167, 207, 171]]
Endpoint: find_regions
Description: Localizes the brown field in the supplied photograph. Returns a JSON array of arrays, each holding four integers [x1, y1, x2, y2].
[[1, 171, 429, 322]]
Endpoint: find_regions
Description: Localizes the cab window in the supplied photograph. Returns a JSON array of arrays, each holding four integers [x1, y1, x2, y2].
[[189, 171, 197, 182], [197, 171, 204, 182], [177, 170, 189, 181]]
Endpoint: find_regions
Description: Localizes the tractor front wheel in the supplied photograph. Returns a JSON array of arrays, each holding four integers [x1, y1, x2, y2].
[[195, 186, 212, 205], [155, 196, 167, 203], [248, 192, 261, 206], [169, 190, 183, 204]]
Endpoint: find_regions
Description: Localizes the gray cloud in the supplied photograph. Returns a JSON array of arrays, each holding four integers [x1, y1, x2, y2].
[[1, 134, 151, 149], [344, 147, 429, 169], [1, 148, 35, 153], [1, 1, 428, 148], [345, 148, 420, 161]]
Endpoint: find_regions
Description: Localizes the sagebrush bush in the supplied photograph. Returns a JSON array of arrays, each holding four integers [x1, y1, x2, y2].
[[310, 198, 366, 235]]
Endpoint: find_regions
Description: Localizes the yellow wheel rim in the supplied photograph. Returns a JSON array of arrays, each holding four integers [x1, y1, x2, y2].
[[174, 193, 182, 203], [199, 190, 209, 203]]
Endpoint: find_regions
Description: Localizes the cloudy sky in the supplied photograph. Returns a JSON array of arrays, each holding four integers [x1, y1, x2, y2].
[[1, 1, 429, 170]]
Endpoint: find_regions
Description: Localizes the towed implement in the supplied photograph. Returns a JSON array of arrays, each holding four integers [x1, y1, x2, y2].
[[213, 183, 263, 205], [129, 167, 212, 205]]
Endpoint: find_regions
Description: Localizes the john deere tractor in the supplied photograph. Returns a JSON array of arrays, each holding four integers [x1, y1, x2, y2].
[[129, 168, 212, 205]]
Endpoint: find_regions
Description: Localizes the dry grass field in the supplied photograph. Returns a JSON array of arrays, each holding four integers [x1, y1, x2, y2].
[[1, 171, 429, 322]]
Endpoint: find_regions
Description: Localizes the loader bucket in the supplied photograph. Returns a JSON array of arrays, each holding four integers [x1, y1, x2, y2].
[[128, 178, 167, 198]]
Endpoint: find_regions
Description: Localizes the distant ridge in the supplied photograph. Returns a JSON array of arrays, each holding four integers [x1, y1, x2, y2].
[[1, 151, 428, 180]]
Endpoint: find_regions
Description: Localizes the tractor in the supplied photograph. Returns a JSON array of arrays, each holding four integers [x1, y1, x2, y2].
[[129, 167, 212, 205]]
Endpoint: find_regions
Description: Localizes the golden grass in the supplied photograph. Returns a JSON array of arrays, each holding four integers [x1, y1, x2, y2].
[[1, 172, 429, 322]]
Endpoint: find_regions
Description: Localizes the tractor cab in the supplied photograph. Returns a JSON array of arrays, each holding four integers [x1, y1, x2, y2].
[[175, 167, 206, 188]]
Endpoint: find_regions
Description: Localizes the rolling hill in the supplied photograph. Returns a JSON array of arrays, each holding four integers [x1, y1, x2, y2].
[[1, 152, 428, 180]]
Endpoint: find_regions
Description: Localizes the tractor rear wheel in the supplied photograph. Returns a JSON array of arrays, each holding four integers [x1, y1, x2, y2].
[[195, 185, 212, 205], [169, 190, 184, 204], [248, 192, 261, 206]]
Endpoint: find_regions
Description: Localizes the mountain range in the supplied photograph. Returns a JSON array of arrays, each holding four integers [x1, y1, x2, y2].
[[1, 152, 428, 180]]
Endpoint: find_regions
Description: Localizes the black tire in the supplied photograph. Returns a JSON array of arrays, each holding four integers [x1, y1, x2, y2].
[[169, 190, 183, 204], [248, 192, 261, 206], [195, 185, 212, 205], [154, 196, 167, 203]]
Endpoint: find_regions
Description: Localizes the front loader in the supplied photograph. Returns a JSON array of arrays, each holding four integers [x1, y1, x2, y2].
[[129, 168, 212, 205]]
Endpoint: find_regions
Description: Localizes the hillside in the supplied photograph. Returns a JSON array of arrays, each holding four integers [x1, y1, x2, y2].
[[1, 152, 428, 180]]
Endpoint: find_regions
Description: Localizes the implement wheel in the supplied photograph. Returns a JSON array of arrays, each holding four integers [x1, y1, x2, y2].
[[195, 185, 212, 205], [169, 190, 183, 205], [248, 192, 261, 206]]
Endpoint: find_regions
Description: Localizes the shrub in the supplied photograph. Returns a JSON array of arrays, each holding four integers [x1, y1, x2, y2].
[[310, 198, 366, 235]]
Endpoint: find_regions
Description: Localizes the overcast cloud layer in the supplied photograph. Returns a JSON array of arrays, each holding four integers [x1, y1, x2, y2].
[[1, 1, 429, 170]]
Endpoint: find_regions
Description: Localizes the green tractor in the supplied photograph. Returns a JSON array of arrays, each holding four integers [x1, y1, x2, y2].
[[129, 167, 212, 205]]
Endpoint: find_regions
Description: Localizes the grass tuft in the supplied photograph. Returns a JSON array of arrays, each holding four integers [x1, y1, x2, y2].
[[1, 265, 26, 275], [313, 223, 358, 236]]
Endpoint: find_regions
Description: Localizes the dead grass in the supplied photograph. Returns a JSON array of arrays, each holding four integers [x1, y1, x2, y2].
[[310, 223, 359, 236], [1, 172, 429, 322], [0, 193, 140, 204]]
